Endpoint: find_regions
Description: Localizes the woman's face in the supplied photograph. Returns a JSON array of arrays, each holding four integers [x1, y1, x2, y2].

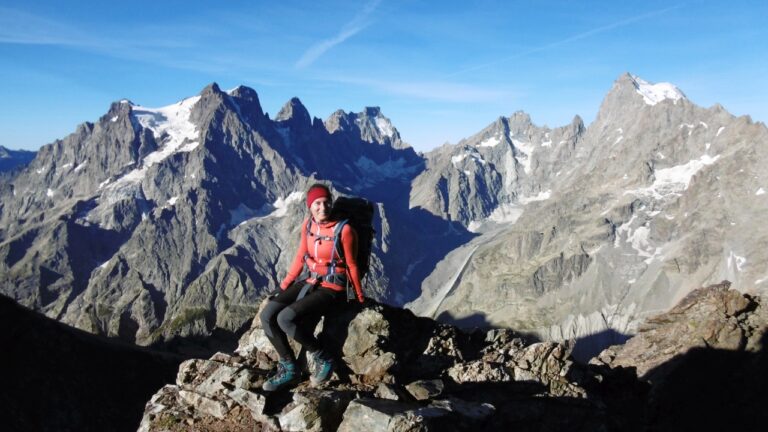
[[310, 197, 332, 223]]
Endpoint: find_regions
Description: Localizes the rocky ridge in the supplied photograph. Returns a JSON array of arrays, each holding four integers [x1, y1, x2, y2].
[[139, 282, 768, 431], [139, 299, 623, 432]]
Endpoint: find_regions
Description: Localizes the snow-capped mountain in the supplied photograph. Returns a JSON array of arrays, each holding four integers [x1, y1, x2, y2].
[[0, 83, 424, 351], [1, 74, 766, 359], [408, 73, 768, 358]]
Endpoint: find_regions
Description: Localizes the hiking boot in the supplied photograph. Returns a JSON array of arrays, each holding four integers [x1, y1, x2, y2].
[[309, 350, 334, 385], [262, 359, 298, 391]]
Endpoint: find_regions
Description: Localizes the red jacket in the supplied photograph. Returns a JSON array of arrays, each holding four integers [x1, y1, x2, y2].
[[280, 217, 364, 303]]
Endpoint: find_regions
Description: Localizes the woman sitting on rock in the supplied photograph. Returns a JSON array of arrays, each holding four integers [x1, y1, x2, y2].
[[260, 183, 365, 391]]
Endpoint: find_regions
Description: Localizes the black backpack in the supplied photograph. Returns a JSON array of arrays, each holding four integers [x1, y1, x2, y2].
[[331, 196, 375, 276], [305, 196, 375, 300]]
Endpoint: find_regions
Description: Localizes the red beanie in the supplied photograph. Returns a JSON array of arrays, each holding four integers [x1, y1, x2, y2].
[[306, 184, 331, 208]]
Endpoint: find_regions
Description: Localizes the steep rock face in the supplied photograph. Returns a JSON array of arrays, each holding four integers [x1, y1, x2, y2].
[[0, 83, 425, 351], [409, 112, 584, 228], [409, 74, 768, 358]]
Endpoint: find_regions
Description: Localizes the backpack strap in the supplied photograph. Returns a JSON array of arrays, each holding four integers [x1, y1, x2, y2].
[[329, 219, 348, 270]]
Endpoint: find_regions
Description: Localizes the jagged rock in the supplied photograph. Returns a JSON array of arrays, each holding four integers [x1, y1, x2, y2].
[[225, 388, 267, 419], [591, 283, 768, 431], [140, 299, 608, 430], [375, 383, 408, 401], [277, 389, 355, 431], [342, 307, 398, 381], [337, 397, 494, 432], [337, 398, 432, 431], [429, 397, 495, 422], [177, 389, 232, 419], [596, 282, 761, 381], [405, 379, 445, 400], [446, 360, 514, 383]]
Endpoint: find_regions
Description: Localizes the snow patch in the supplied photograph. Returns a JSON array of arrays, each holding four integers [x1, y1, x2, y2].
[[478, 136, 501, 147], [230, 204, 259, 226], [167, 196, 179, 206], [614, 136, 624, 145], [519, 190, 551, 204], [716, 126, 725, 137], [110, 115, 119, 122], [657, 152, 665, 160], [625, 154, 721, 199], [541, 132, 552, 147], [510, 135, 534, 174], [375, 117, 395, 138], [355, 156, 421, 183], [98, 178, 112, 189], [46, 188, 55, 198], [631, 75, 685, 106], [728, 251, 747, 272], [74, 162, 87, 173], [269, 192, 304, 218], [111, 96, 201, 187], [756, 188, 766, 196], [467, 203, 525, 232], [451, 149, 486, 167], [231, 192, 304, 226]]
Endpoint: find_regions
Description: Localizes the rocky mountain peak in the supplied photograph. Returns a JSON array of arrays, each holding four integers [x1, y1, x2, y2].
[[602, 73, 688, 112], [508, 110, 532, 124], [200, 82, 224, 97], [324, 109, 353, 134], [570, 114, 584, 130], [226, 85, 266, 126], [363, 106, 382, 117], [275, 97, 311, 126], [322, 106, 406, 149]]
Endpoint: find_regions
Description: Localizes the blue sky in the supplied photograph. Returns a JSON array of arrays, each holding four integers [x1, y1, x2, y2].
[[1, 0, 766, 152]]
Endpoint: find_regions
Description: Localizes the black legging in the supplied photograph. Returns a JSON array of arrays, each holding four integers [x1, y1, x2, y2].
[[259, 282, 342, 360]]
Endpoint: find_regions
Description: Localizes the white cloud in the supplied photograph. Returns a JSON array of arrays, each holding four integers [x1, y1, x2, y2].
[[295, 0, 382, 68]]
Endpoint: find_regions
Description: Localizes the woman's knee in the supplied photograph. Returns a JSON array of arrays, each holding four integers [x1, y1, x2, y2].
[[260, 301, 283, 337], [276, 307, 298, 336]]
